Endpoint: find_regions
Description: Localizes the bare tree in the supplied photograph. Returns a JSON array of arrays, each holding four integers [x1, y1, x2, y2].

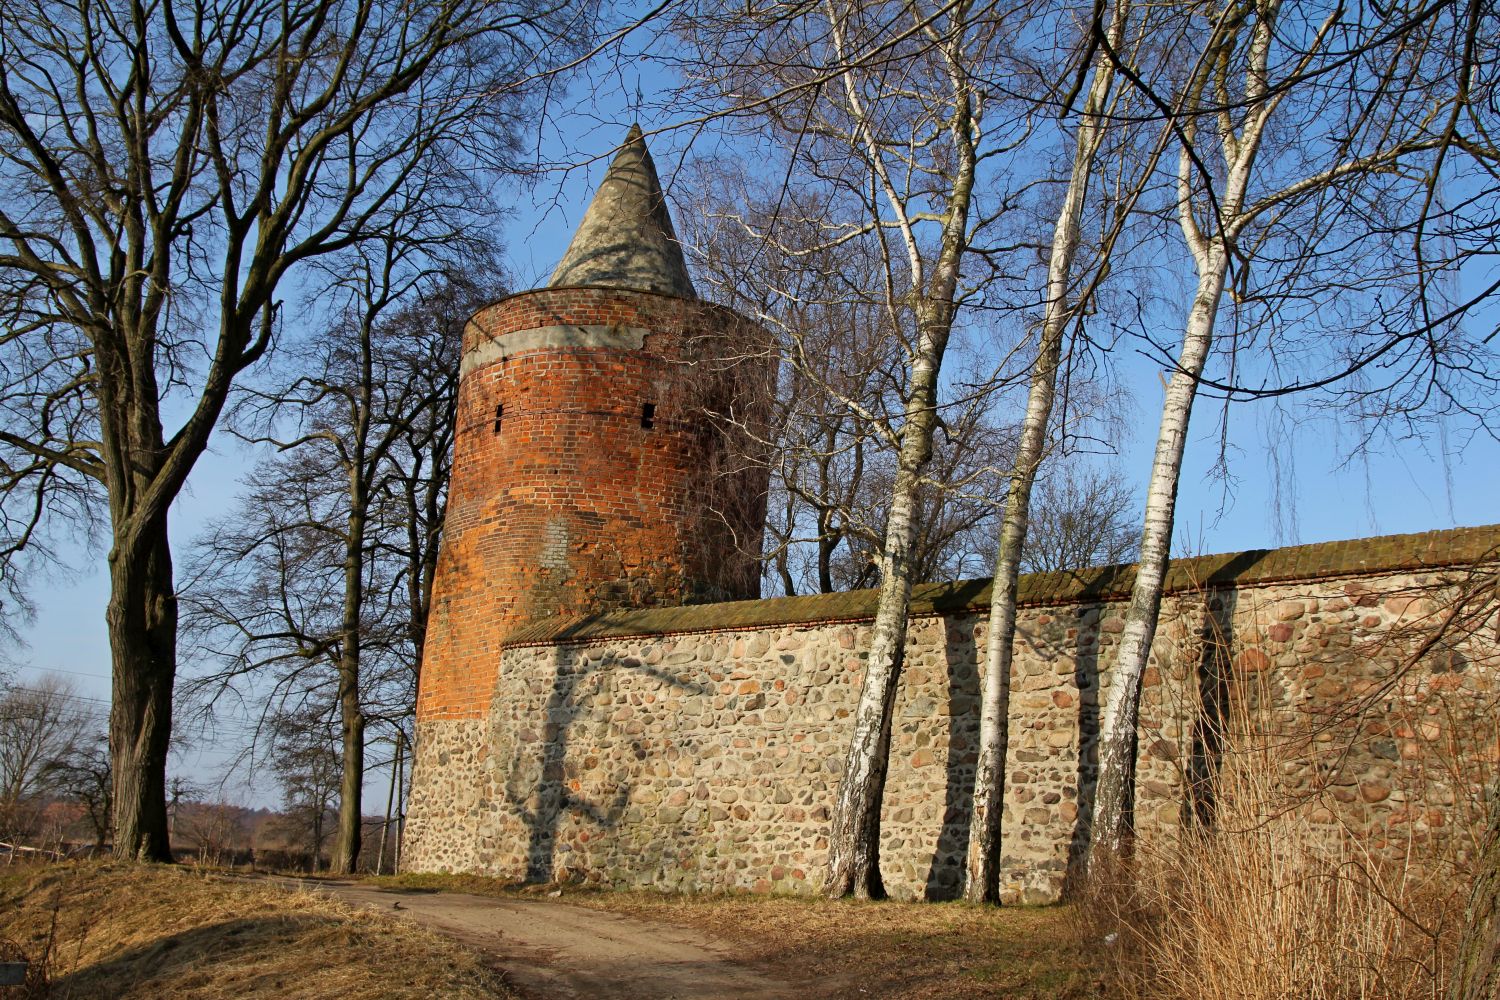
[[1088, 0, 1472, 871], [1018, 464, 1138, 575], [688, 176, 1136, 602], [681, 176, 906, 596], [672, 0, 1036, 896], [0, 0, 581, 860], [960, 0, 1147, 899], [184, 267, 489, 872], [824, 405, 1017, 589], [177, 799, 252, 867], [265, 706, 341, 872], [0, 675, 88, 843], [685, 159, 1034, 602], [49, 735, 112, 853]]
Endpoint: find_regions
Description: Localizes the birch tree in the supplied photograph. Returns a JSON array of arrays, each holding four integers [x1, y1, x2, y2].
[[963, 0, 1136, 901], [816, 9, 981, 898], [1086, 0, 1455, 870], [684, 177, 1016, 597], [672, 0, 1038, 896]]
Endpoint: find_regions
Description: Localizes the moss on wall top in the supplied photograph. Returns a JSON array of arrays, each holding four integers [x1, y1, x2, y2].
[[502, 523, 1500, 649]]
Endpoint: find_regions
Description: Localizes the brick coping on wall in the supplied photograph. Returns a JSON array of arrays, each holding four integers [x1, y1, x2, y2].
[[500, 524, 1500, 649]]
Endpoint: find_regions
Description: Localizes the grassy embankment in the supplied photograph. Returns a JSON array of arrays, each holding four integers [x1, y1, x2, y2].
[[0, 863, 515, 1000], [0, 861, 1107, 999]]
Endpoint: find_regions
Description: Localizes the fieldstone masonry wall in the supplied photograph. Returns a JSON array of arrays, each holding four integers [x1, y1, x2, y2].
[[403, 526, 1500, 902]]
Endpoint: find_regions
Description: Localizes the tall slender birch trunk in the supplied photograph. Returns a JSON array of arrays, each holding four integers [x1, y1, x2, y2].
[[1086, 0, 1280, 872], [827, 305, 960, 898], [963, 0, 1127, 903], [824, 4, 979, 899], [1078, 0, 1443, 873]]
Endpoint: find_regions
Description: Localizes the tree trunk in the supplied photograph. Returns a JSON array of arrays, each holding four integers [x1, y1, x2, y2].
[[1452, 789, 1500, 1000], [1086, 0, 1278, 873], [332, 679, 365, 873], [824, 449, 927, 898], [393, 734, 406, 872], [963, 321, 1062, 902], [816, 424, 842, 593], [107, 521, 177, 862], [820, 4, 975, 899], [1087, 250, 1226, 872], [963, 9, 1122, 901], [376, 732, 400, 875], [817, 502, 839, 594], [826, 312, 952, 899], [332, 464, 370, 874]]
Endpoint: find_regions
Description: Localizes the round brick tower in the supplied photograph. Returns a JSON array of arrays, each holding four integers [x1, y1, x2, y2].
[[413, 126, 770, 727]]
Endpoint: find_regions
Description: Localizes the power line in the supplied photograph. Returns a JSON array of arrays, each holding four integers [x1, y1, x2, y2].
[[17, 665, 111, 682]]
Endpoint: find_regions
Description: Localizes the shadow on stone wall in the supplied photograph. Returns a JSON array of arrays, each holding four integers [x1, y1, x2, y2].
[[1185, 589, 1236, 829], [1064, 605, 1102, 895], [507, 625, 712, 883], [1058, 551, 1267, 890], [923, 619, 980, 900]]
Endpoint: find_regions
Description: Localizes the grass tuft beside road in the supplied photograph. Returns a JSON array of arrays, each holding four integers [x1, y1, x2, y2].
[[372, 872, 1107, 999], [0, 862, 515, 1000]]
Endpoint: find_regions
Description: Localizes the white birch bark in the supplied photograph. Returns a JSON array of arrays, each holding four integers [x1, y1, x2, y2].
[[825, 333, 949, 898], [963, 0, 1127, 902], [1086, 0, 1279, 872], [1088, 240, 1228, 865], [824, 1, 979, 899], [1082, 0, 1442, 872]]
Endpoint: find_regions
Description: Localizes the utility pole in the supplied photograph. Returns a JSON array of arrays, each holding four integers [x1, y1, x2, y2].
[[375, 731, 402, 875], [392, 731, 406, 873], [167, 777, 184, 859]]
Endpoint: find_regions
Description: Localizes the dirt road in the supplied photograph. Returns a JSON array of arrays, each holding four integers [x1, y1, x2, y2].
[[263, 876, 797, 1000]]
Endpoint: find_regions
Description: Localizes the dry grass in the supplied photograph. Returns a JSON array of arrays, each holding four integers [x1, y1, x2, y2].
[[373, 872, 1109, 999], [1085, 833, 1458, 1000], [1083, 715, 1469, 999], [0, 862, 516, 1000]]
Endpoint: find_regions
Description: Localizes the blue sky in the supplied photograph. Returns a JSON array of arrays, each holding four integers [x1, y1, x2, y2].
[[11, 69, 1499, 808]]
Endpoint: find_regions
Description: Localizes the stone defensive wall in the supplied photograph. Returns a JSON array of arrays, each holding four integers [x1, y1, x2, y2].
[[402, 525, 1500, 903]]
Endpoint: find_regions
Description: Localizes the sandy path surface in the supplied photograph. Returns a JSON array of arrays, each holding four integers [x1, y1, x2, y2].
[[260, 876, 797, 1000]]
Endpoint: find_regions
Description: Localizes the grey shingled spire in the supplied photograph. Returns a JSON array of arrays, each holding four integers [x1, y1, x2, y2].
[[549, 125, 698, 299]]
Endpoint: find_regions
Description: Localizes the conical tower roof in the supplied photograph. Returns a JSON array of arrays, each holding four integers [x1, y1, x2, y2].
[[549, 125, 698, 299]]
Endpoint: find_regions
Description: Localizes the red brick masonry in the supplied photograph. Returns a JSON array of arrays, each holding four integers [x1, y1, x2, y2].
[[417, 286, 770, 721]]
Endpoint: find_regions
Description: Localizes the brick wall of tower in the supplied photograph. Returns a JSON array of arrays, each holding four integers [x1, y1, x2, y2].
[[416, 286, 770, 723]]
